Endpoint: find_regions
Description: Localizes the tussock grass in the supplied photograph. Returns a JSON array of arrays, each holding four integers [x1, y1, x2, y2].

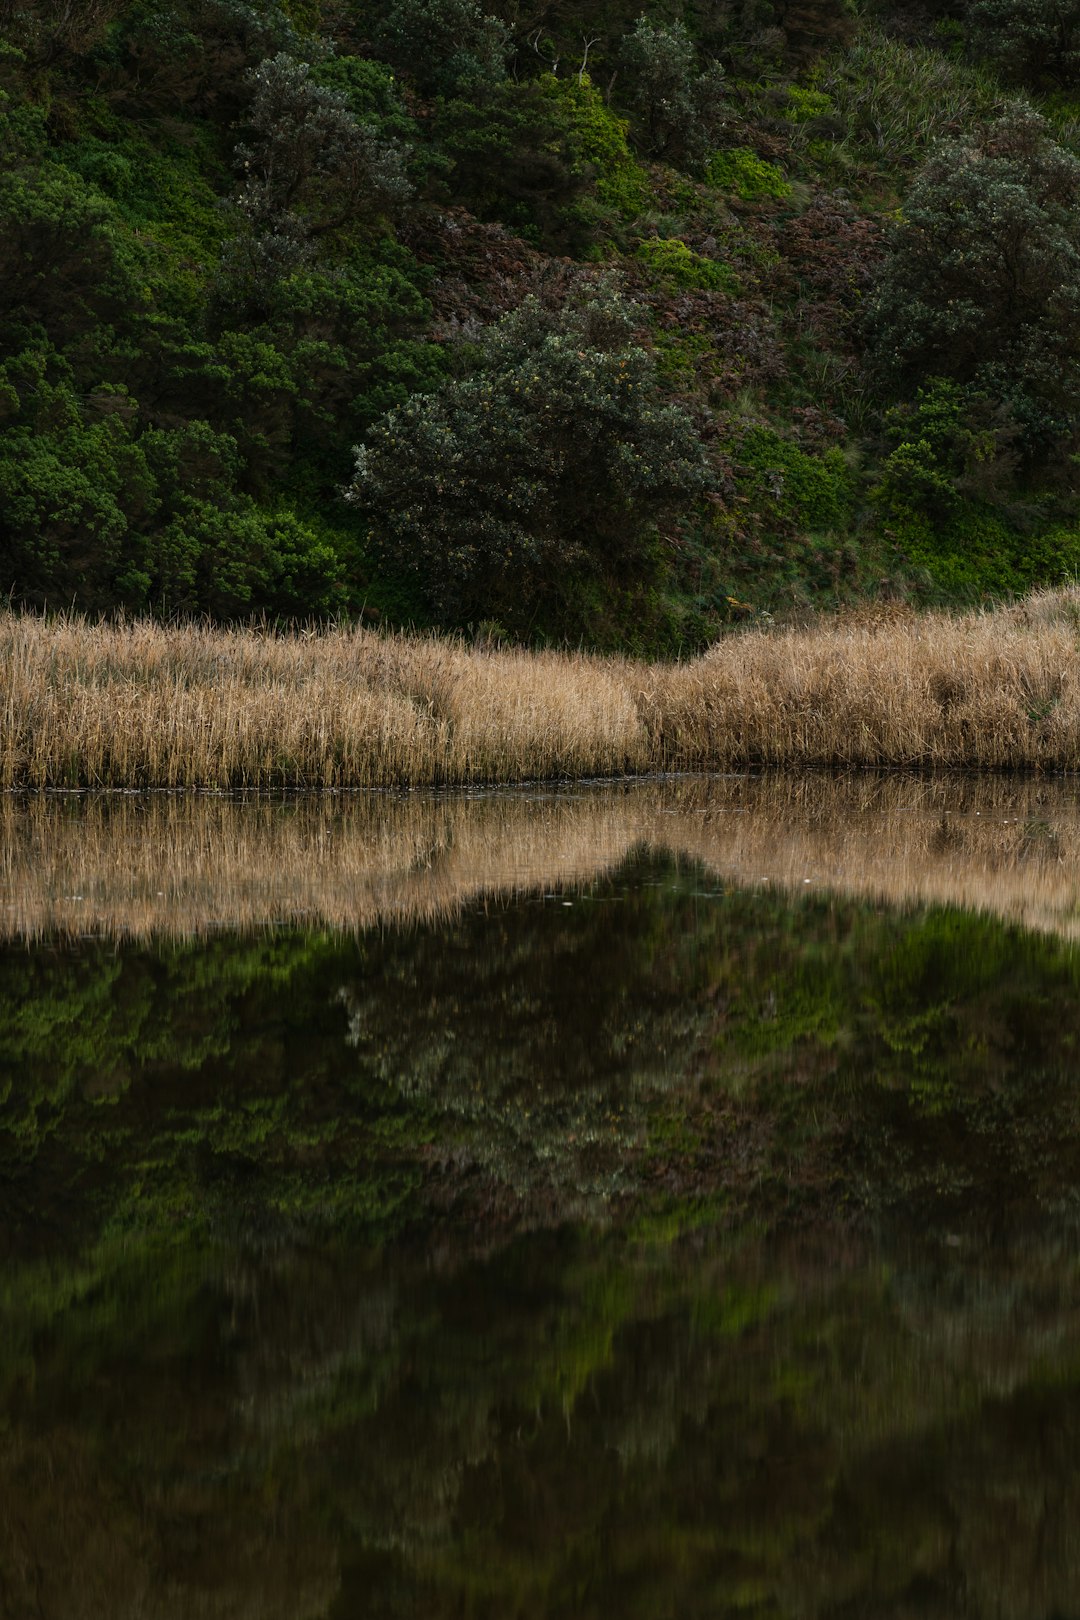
[[815, 32, 1006, 166], [0, 614, 647, 789], [6, 772, 1080, 943], [5, 589, 1080, 789]]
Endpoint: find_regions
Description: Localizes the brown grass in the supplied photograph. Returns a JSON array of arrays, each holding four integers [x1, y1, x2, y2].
[[6, 588, 1080, 789], [6, 772, 1080, 943]]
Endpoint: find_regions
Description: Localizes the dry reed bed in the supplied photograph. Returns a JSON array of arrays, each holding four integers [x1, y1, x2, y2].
[[7, 772, 1080, 944], [5, 589, 1080, 788]]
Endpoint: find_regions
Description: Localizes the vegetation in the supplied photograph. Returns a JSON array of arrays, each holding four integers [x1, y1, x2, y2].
[[7, 588, 1080, 787], [8, 0, 1080, 644], [346, 291, 708, 629], [867, 106, 1080, 458]]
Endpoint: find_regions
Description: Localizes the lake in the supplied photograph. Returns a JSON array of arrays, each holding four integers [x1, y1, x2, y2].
[[4, 772, 1080, 1618]]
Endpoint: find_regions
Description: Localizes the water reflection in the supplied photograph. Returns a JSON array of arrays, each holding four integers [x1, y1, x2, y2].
[[7, 849, 1080, 1248], [4, 770, 1080, 941], [5, 788, 1080, 1616], [6, 1224, 1080, 1618]]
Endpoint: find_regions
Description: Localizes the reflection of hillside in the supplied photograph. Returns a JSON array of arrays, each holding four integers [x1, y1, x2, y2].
[[8, 1226, 1080, 1619], [9, 841, 1080, 1250], [7, 772, 1080, 941]]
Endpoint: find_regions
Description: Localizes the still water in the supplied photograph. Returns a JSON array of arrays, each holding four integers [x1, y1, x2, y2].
[[5, 774, 1080, 1617]]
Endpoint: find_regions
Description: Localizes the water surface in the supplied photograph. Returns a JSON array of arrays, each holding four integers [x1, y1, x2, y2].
[[4, 775, 1080, 1618]]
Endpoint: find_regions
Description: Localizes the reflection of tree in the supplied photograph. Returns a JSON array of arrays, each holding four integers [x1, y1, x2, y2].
[[8, 853, 1080, 1258], [14, 839, 1080, 1611], [337, 873, 713, 1204]]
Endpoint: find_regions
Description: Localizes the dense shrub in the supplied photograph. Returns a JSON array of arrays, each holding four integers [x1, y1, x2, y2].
[[619, 17, 728, 166], [705, 145, 791, 200], [636, 236, 735, 290], [220, 52, 411, 300], [735, 425, 853, 530], [872, 379, 1023, 517], [867, 107, 1080, 454], [880, 501, 1080, 602], [433, 81, 594, 253], [968, 0, 1080, 89], [346, 292, 709, 627], [96, 0, 299, 121], [537, 73, 651, 218], [372, 0, 509, 96]]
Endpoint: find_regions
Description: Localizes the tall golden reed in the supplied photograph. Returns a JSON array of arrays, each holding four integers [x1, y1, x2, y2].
[[5, 588, 1080, 789]]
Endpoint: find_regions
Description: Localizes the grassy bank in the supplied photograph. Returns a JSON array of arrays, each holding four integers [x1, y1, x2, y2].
[[6, 592, 1080, 789]]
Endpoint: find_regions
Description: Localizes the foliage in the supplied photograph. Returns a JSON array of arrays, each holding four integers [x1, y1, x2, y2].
[[879, 501, 1080, 600], [221, 51, 411, 300], [537, 72, 652, 218], [94, 0, 300, 122], [735, 424, 853, 529], [705, 144, 791, 199], [6, 0, 1080, 636], [433, 81, 595, 253], [619, 16, 729, 165], [867, 107, 1080, 456], [968, 0, 1080, 90], [636, 235, 735, 289], [872, 379, 1023, 517], [812, 32, 1005, 167], [372, 0, 510, 97], [347, 291, 709, 628]]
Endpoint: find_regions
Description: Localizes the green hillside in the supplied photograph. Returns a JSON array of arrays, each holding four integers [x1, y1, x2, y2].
[[6, 0, 1080, 648]]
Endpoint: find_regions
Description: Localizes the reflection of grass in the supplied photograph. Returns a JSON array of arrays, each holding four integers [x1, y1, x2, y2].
[[9, 586, 1080, 787], [9, 770, 1080, 944]]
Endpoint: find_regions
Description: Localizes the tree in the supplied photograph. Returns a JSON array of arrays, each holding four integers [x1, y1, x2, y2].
[[346, 291, 708, 629], [372, 0, 509, 98], [968, 0, 1080, 89], [619, 17, 728, 165], [220, 52, 411, 301], [866, 106, 1080, 454], [433, 80, 594, 254]]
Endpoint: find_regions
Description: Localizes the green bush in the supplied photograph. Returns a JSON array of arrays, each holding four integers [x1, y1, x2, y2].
[[140, 499, 347, 617], [636, 236, 734, 290], [872, 379, 1022, 517], [867, 107, 1080, 456], [538, 73, 651, 219], [705, 146, 790, 200], [346, 291, 709, 629], [619, 17, 728, 166], [783, 85, 835, 121], [884, 503, 1080, 602], [433, 81, 594, 254], [736, 426, 853, 529]]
